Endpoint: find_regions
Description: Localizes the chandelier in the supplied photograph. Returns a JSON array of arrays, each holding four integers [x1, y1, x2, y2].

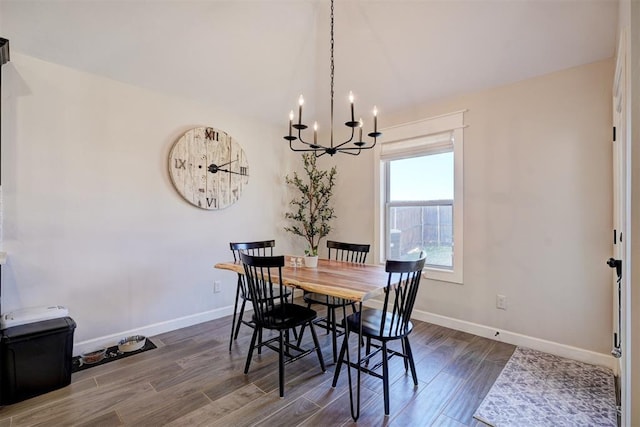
[[284, 0, 381, 157]]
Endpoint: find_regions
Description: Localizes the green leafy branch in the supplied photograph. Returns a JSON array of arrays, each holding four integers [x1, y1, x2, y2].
[[284, 154, 337, 256]]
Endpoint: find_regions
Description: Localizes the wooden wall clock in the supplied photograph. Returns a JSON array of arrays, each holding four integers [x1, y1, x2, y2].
[[168, 126, 249, 210]]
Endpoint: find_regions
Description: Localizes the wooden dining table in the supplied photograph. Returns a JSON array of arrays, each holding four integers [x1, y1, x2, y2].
[[214, 257, 389, 421]]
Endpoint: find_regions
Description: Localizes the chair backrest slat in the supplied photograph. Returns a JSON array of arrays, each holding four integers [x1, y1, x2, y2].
[[240, 253, 286, 326], [327, 240, 370, 264], [378, 253, 426, 337], [230, 240, 276, 299], [230, 240, 275, 261]]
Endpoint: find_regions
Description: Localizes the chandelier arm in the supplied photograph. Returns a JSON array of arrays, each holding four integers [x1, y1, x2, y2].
[[289, 141, 329, 152], [337, 148, 361, 156], [331, 127, 357, 150], [296, 132, 330, 150], [336, 138, 378, 151], [293, 130, 334, 151]]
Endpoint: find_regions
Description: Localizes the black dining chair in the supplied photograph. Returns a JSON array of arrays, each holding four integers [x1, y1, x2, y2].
[[228, 240, 292, 352], [331, 253, 426, 415], [299, 240, 370, 362], [240, 253, 326, 397]]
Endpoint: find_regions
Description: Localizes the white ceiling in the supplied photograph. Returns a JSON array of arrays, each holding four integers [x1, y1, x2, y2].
[[0, 0, 619, 131]]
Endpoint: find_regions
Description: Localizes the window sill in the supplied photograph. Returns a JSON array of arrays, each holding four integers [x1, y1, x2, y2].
[[421, 267, 463, 285]]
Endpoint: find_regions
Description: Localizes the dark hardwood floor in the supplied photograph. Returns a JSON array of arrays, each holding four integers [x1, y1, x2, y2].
[[0, 306, 515, 426]]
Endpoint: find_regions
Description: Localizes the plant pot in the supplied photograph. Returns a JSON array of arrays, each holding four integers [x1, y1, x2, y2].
[[304, 256, 318, 268]]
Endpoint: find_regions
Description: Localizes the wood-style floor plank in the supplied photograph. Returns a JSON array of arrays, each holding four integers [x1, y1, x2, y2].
[[166, 383, 266, 427], [442, 358, 505, 424], [254, 397, 321, 426], [389, 371, 465, 427], [432, 413, 469, 427], [74, 410, 123, 427], [209, 369, 331, 427], [442, 335, 494, 379], [11, 381, 155, 426], [0, 311, 515, 426], [120, 391, 211, 426], [0, 377, 97, 420], [297, 386, 378, 427]]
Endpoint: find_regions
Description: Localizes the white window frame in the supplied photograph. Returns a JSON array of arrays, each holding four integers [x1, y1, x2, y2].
[[374, 111, 465, 284]]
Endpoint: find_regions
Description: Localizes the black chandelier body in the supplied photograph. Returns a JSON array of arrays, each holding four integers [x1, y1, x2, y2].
[[284, 0, 381, 157]]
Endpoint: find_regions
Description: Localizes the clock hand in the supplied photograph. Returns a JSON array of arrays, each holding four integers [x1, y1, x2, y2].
[[218, 168, 248, 176], [216, 159, 238, 168]]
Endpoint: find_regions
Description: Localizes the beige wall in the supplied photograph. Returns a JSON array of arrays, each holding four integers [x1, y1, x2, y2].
[[332, 59, 614, 355], [1, 53, 294, 346], [0, 51, 616, 365]]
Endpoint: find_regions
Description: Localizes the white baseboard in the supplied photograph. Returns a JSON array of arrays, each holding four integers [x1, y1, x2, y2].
[[76, 302, 617, 373], [73, 305, 234, 356], [363, 300, 617, 371]]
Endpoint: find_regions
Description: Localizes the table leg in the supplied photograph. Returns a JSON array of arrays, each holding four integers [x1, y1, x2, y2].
[[342, 301, 363, 421], [229, 279, 241, 351]]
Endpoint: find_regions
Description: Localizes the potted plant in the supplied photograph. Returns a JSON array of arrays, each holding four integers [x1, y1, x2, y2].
[[284, 153, 337, 267]]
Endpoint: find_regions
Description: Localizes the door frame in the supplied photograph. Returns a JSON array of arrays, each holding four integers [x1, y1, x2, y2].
[[613, 26, 631, 427]]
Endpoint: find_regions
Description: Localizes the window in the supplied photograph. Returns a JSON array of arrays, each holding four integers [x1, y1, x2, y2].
[[387, 152, 454, 267], [375, 111, 464, 284]]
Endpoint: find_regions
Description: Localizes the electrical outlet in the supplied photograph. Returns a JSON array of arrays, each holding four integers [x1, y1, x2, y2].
[[213, 281, 221, 293], [496, 294, 507, 310]]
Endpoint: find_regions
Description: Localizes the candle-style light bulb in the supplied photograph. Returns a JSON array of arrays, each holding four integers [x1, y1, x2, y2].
[[358, 118, 363, 141], [289, 111, 294, 136], [313, 121, 318, 144], [349, 91, 355, 122], [298, 95, 304, 125], [373, 106, 378, 133]]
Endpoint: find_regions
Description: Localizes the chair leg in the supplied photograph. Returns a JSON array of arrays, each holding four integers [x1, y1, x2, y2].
[[286, 293, 299, 342], [244, 327, 259, 374], [278, 330, 285, 397], [308, 322, 326, 373], [401, 338, 409, 371], [234, 299, 247, 340], [382, 342, 390, 415], [296, 324, 306, 347], [229, 283, 241, 352], [332, 330, 349, 387], [324, 303, 331, 335], [258, 328, 263, 355], [404, 337, 418, 385], [330, 307, 338, 363], [296, 301, 313, 346], [284, 329, 291, 358]]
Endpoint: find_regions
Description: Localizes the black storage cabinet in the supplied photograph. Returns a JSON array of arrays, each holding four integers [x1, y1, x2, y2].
[[0, 317, 76, 405]]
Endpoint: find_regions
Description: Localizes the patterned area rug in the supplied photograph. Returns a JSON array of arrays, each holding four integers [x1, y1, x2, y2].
[[473, 347, 617, 426]]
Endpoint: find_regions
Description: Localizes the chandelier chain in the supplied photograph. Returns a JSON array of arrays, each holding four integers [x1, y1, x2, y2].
[[330, 0, 335, 146]]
